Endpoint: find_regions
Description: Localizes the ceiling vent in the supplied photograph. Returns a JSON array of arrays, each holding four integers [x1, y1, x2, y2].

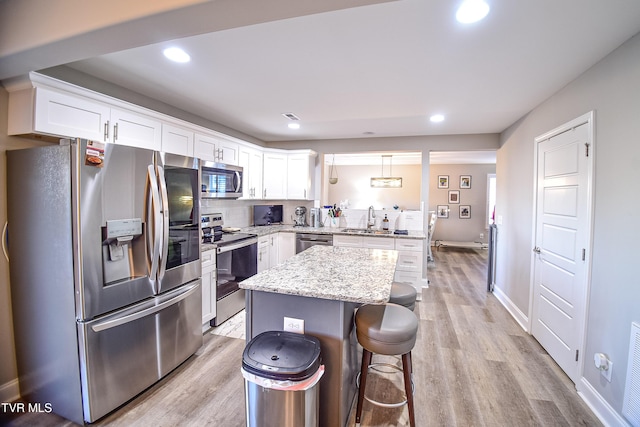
[[282, 112, 300, 121]]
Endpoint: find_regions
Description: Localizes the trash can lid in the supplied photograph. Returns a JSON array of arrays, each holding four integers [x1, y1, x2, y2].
[[242, 331, 322, 381]]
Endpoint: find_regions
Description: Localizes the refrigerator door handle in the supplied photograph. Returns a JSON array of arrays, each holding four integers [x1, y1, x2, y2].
[[90, 283, 199, 332], [2, 221, 8, 262], [156, 166, 170, 280], [145, 165, 161, 279]]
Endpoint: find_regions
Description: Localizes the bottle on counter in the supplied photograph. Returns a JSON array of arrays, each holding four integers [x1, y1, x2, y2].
[[382, 214, 389, 230]]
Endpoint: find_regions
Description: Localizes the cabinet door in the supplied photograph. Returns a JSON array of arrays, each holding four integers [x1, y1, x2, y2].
[[194, 133, 218, 161], [333, 235, 363, 248], [278, 232, 296, 264], [396, 251, 422, 273], [287, 153, 312, 200], [201, 250, 216, 324], [257, 236, 270, 273], [268, 234, 279, 268], [111, 108, 162, 151], [34, 87, 110, 142], [263, 152, 288, 199], [218, 140, 239, 165], [362, 236, 395, 250], [395, 239, 424, 252], [239, 146, 264, 199], [161, 123, 194, 156]]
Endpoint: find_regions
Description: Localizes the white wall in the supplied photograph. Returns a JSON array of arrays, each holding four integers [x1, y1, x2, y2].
[[326, 163, 422, 210], [497, 31, 640, 422], [429, 163, 496, 244]]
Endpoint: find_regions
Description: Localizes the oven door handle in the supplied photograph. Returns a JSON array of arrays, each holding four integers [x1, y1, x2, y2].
[[217, 237, 258, 254]]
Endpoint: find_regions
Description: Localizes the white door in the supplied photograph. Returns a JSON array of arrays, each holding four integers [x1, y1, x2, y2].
[[531, 113, 594, 384]]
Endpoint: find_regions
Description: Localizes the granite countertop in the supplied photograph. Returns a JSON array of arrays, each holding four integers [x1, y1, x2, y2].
[[239, 245, 398, 304], [240, 224, 426, 239]]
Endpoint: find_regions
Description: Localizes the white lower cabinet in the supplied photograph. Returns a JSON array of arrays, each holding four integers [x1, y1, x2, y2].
[[201, 249, 216, 325], [334, 235, 424, 290], [257, 236, 270, 273], [394, 238, 424, 288], [333, 235, 363, 248], [278, 232, 296, 264]]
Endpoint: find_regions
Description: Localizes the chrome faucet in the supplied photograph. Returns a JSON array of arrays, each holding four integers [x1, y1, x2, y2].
[[367, 206, 376, 229]]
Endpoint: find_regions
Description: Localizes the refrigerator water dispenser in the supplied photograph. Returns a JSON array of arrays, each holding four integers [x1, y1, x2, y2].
[[102, 219, 143, 284]]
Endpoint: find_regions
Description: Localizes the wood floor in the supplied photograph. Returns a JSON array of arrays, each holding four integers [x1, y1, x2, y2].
[[1, 248, 601, 426]]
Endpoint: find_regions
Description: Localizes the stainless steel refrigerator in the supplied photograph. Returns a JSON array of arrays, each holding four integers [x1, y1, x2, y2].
[[6, 139, 203, 424]]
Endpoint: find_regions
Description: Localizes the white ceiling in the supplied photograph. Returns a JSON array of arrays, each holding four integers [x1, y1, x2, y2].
[[61, 0, 640, 143], [327, 150, 496, 165]]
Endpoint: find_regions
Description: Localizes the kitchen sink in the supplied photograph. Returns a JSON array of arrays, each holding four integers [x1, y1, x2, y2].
[[341, 228, 393, 235]]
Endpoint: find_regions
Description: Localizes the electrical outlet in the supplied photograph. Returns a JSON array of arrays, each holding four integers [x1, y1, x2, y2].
[[479, 233, 484, 239], [284, 317, 304, 334]]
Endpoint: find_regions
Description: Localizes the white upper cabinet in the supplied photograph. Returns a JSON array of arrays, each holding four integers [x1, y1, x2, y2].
[[218, 139, 239, 165], [262, 151, 288, 199], [161, 123, 194, 156], [10, 85, 162, 150], [29, 87, 111, 142], [194, 132, 239, 165], [239, 145, 263, 199], [112, 108, 162, 151], [287, 151, 316, 200]]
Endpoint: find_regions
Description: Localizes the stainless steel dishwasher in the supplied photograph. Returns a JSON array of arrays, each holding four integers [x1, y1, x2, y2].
[[295, 233, 333, 254]]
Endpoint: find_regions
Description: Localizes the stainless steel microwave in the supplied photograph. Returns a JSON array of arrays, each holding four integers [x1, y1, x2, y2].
[[201, 161, 243, 199]]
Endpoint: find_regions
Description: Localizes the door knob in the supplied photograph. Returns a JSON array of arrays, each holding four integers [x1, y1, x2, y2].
[[533, 247, 541, 254]]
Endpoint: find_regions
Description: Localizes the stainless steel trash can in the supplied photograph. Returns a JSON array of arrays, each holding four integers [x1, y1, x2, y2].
[[242, 331, 324, 427]]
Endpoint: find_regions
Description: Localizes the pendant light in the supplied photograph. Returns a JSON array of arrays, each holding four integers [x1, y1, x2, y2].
[[370, 155, 402, 188], [329, 154, 338, 184]]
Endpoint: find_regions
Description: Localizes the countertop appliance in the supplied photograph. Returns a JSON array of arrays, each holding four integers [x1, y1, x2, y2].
[[202, 213, 223, 243], [296, 233, 333, 254], [213, 224, 258, 326], [5, 139, 202, 424], [201, 161, 243, 199], [310, 207, 322, 228], [293, 206, 308, 227], [253, 204, 283, 226]]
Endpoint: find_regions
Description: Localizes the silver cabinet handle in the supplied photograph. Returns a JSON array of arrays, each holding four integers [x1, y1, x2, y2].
[[104, 121, 109, 141], [113, 122, 119, 142]]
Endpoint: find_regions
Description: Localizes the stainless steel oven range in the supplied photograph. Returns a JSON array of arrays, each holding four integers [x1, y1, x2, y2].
[[213, 231, 258, 326]]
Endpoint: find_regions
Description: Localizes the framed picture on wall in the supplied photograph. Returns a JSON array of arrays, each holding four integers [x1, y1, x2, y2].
[[460, 175, 471, 189], [459, 205, 471, 219], [438, 175, 449, 189], [448, 190, 460, 204], [437, 205, 449, 218]]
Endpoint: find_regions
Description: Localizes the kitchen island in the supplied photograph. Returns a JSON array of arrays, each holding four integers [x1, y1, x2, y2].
[[239, 245, 399, 427]]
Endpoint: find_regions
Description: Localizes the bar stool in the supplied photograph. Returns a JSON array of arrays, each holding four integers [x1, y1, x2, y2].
[[355, 303, 418, 427], [389, 282, 417, 311]]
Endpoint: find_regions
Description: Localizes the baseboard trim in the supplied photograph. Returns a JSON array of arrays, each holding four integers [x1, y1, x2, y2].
[[578, 377, 631, 427], [0, 378, 20, 403], [492, 284, 529, 333]]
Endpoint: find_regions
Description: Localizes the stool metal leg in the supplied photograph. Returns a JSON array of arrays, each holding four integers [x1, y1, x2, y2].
[[402, 352, 416, 427], [356, 349, 372, 424]]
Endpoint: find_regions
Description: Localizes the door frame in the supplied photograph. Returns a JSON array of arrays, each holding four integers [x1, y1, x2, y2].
[[528, 110, 596, 383]]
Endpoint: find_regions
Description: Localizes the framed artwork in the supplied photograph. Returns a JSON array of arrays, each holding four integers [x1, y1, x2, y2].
[[438, 175, 449, 189], [448, 190, 460, 204], [460, 175, 471, 189], [459, 205, 471, 219], [437, 205, 449, 218]]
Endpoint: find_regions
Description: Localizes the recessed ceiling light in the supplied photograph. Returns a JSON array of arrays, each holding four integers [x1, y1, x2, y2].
[[456, 0, 490, 24], [430, 114, 445, 123], [288, 123, 300, 129], [163, 47, 191, 63]]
